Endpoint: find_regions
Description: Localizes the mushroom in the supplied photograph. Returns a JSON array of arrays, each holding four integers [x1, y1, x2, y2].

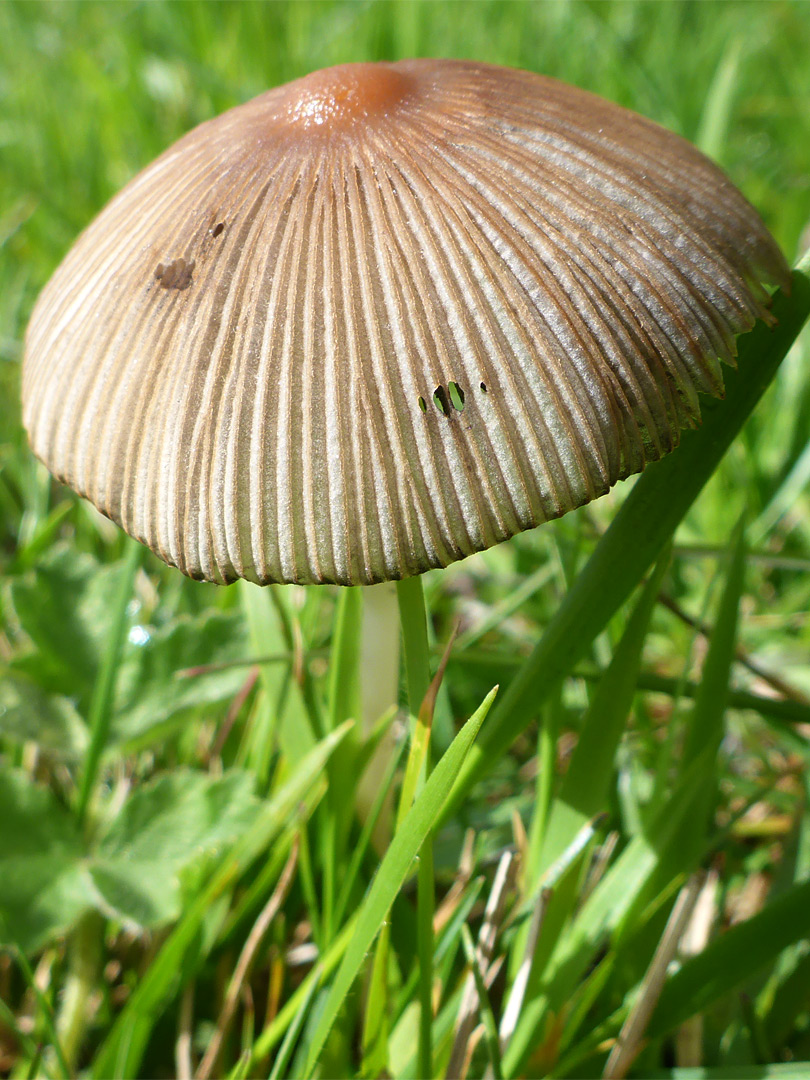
[[21, 60, 789, 1074], [22, 60, 789, 590]]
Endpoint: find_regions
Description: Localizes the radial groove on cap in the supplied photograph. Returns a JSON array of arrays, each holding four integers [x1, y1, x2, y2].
[[23, 60, 789, 585]]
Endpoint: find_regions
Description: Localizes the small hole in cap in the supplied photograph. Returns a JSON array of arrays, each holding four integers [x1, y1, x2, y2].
[[433, 386, 451, 417]]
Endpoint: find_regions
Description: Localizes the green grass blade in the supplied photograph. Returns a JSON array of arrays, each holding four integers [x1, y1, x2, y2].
[[327, 587, 363, 732], [240, 582, 315, 772], [503, 754, 714, 1076], [397, 575, 432, 718], [267, 964, 323, 1080], [448, 262, 810, 818], [397, 572, 436, 1080], [631, 519, 748, 915], [91, 723, 352, 1080], [695, 36, 743, 161], [648, 1067, 810, 1079], [361, 925, 391, 1079], [333, 731, 406, 930], [538, 546, 671, 876], [303, 685, 498, 1077], [323, 585, 364, 928], [238, 915, 358, 1073]]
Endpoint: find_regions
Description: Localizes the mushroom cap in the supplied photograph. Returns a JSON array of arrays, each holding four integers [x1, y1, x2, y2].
[[23, 60, 789, 585]]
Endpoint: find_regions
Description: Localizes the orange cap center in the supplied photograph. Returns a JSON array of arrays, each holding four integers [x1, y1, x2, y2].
[[281, 63, 416, 132]]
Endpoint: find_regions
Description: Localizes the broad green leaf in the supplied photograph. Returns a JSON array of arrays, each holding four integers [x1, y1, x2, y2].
[[6, 545, 128, 703], [111, 610, 251, 747], [447, 265, 810, 816], [0, 769, 94, 952], [0, 667, 88, 759], [76, 538, 142, 825], [90, 770, 259, 927], [303, 687, 498, 1077]]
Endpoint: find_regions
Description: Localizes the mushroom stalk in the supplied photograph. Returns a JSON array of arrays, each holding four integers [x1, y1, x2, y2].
[[355, 581, 400, 848]]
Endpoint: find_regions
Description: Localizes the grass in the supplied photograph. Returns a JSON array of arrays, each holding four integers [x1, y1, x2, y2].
[[2, 2, 810, 1078]]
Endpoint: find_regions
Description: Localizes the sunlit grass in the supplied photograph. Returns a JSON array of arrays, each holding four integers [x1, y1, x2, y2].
[[2, 2, 810, 1078]]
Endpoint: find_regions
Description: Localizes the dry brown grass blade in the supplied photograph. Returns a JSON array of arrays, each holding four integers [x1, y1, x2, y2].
[[447, 850, 515, 1078], [658, 593, 810, 705], [175, 982, 195, 1080], [434, 827, 476, 936], [675, 867, 719, 1068], [603, 871, 706, 1079], [498, 885, 552, 1054]]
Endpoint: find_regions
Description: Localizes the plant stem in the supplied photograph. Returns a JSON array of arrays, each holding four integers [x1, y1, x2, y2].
[[56, 908, 104, 1073], [396, 575, 434, 1079], [77, 539, 142, 828]]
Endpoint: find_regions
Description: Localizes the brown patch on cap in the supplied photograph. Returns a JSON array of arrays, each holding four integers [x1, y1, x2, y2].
[[154, 257, 195, 290]]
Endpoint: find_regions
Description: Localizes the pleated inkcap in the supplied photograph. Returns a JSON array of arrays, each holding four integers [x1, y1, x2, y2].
[[23, 60, 790, 585]]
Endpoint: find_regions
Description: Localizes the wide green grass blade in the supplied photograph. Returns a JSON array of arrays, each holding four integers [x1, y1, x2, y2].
[[91, 723, 352, 1080], [507, 549, 668, 996], [303, 685, 498, 1077], [448, 261, 810, 817], [625, 518, 748, 922], [538, 547, 671, 875]]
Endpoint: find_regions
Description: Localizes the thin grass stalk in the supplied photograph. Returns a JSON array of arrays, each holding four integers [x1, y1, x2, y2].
[[197, 840, 299, 1080], [5, 938, 71, 1080], [460, 923, 503, 1080], [396, 574, 434, 1079]]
